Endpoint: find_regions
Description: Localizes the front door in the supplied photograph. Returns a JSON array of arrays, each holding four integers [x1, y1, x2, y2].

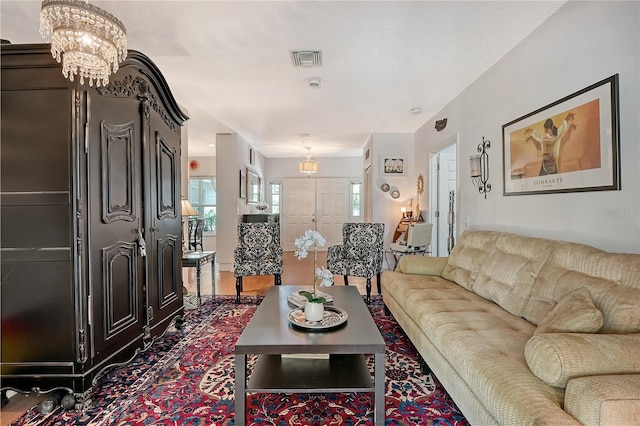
[[281, 178, 316, 251], [315, 178, 350, 248], [281, 177, 351, 251]]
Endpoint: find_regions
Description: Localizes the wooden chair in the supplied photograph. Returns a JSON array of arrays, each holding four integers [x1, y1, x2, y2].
[[189, 218, 205, 251]]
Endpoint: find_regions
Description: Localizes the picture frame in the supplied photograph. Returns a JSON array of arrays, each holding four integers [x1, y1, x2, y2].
[[246, 167, 261, 205], [380, 157, 406, 176], [239, 169, 247, 199], [249, 148, 255, 166], [502, 74, 620, 196]]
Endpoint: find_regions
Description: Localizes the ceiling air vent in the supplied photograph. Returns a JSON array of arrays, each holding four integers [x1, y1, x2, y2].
[[290, 50, 322, 67]]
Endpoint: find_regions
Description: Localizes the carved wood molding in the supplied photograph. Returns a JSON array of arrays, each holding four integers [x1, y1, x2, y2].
[[101, 120, 137, 223], [97, 75, 178, 133], [102, 241, 140, 339], [155, 131, 177, 220]]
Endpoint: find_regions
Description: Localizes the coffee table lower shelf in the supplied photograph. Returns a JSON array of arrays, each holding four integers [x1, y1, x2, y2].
[[247, 354, 373, 393]]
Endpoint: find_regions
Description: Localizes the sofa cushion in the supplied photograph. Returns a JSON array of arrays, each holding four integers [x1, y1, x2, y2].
[[565, 374, 640, 425], [534, 287, 603, 335], [472, 233, 556, 317], [523, 241, 640, 333], [441, 230, 500, 291], [401, 281, 582, 424], [397, 255, 449, 276], [525, 333, 640, 388]]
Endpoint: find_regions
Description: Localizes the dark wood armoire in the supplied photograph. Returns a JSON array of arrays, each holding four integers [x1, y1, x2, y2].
[[0, 44, 188, 409]]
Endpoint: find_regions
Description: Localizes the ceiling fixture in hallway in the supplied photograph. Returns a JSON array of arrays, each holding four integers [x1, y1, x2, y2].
[[39, 0, 127, 87], [299, 146, 318, 175]]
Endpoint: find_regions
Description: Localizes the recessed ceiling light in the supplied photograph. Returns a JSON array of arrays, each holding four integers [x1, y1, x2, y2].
[[306, 77, 323, 88], [410, 107, 422, 115], [208, 144, 215, 147]]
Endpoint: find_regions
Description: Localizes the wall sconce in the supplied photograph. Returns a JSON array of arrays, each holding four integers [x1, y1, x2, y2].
[[470, 137, 491, 199]]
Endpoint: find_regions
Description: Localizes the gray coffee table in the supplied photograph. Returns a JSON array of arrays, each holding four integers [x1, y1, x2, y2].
[[234, 285, 386, 425]]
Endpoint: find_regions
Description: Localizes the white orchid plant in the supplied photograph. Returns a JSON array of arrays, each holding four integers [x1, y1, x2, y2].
[[294, 229, 334, 303]]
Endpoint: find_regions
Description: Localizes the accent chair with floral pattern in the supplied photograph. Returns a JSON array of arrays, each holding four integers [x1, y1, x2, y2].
[[327, 223, 385, 302], [233, 222, 283, 303]]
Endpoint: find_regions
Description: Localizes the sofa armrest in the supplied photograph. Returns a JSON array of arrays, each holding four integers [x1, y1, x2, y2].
[[565, 374, 640, 426], [525, 333, 640, 388], [397, 255, 449, 276]]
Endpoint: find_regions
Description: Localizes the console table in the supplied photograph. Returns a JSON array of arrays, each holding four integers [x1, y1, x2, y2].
[[182, 251, 216, 302]]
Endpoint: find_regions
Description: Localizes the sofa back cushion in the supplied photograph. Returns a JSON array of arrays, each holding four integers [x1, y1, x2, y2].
[[472, 233, 556, 317], [523, 241, 640, 333], [441, 230, 500, 291]]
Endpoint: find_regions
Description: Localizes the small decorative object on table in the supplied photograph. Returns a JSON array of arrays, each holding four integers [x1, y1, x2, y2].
[[287, 306, 348, 330], [293, 230, 335, 322]]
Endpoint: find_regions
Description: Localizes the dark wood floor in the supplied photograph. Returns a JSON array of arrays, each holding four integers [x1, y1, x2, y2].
[[0, 251, 376, 425]]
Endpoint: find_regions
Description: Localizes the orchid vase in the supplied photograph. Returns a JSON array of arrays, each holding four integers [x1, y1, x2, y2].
[[294, 229, 335, 304]]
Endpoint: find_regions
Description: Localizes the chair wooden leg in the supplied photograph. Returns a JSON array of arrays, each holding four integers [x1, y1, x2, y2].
[[275, 274, 282, 286], [365, 278, 372, 303], [235, 276, 243, 304], [344, 276, 349, 286], [376, 272, 382, 295]]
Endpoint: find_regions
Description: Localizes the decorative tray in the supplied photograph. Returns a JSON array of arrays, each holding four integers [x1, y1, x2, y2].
[[288, 306, 348, 331]]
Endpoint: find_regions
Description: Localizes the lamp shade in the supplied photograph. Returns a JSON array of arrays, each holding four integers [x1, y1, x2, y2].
[[181, 199, 197, 216], [299, 160, 318, 174]]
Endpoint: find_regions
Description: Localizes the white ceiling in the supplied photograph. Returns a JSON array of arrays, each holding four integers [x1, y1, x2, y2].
[[1, 0, 565, 158]]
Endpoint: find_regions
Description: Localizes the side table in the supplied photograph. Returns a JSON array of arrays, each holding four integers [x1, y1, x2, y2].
[[182, 250, 216, 303]]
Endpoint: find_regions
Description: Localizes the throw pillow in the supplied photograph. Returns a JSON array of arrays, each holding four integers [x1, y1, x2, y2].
[[534, 287, 603, 335], [525, 333, 640, 388]]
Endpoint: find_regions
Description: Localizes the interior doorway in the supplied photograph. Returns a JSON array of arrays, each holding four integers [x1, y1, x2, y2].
[[429, 137, 458, 256], [281, 177, 351, 251]]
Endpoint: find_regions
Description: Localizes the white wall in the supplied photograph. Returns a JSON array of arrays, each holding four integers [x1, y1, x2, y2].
[[215, 134, 271, 270], [415, 1, 639, 254], [369, 133, 418, 249]]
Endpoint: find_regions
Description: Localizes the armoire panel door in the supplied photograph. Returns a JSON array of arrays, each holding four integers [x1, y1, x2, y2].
[[87, 96, 145, 362], [144, 118, 182, 331]]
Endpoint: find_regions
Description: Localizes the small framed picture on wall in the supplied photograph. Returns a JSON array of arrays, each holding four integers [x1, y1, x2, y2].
[[239, 169, 247, 199], [380, 157, 406, 176], [249, 148, 255, 166]]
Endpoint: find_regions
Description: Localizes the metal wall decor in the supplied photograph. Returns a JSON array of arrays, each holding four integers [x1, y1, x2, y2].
[[470, 137, 491, 199], [435, 118, 447, 132]]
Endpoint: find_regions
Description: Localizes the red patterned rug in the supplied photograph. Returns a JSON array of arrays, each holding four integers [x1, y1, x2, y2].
[[12, 296, 469, 425]]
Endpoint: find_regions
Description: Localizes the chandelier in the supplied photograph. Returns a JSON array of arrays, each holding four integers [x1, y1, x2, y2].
[[39, 0, 127, 87], [299, 147, 318, 175]]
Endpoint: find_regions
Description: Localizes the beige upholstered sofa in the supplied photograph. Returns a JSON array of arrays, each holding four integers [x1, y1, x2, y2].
[[381, 230, 640, 425]]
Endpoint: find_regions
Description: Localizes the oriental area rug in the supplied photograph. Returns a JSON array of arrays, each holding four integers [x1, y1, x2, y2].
[[12, 296, 469, 426]]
